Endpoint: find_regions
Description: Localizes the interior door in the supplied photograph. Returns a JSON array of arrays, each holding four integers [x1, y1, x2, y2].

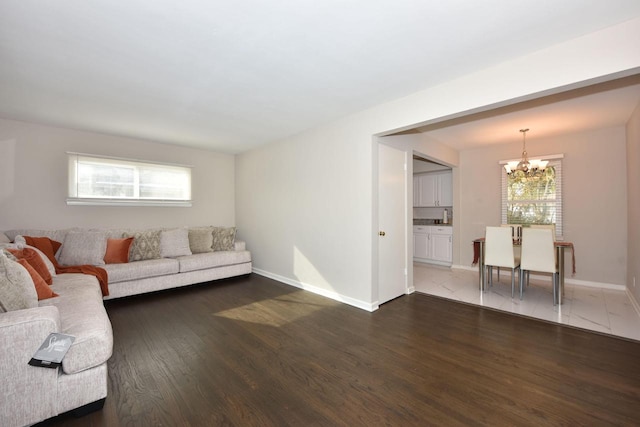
[[378, 143, 407, 304]]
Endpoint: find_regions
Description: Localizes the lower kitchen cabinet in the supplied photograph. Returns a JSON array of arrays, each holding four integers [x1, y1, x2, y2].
[[413, 226, 430, 259], [413, 225, 452, 266], [430, 227, 453, 263]]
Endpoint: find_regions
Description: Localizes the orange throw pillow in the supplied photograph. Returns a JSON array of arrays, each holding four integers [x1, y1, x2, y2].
[[104, 237, 134, 264], [24, 236, 62, 267], [7, 247, 53, 285], [16, 259, 58, 300]]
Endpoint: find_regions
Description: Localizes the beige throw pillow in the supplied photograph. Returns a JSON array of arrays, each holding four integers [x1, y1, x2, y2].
[[188, 228, 213, 254]]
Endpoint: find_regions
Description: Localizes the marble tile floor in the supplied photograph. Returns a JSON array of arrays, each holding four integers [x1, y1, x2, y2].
[[413, 263, 640, 342]]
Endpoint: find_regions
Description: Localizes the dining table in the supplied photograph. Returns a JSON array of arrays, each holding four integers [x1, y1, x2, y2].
[[472, 237, 575, 304]]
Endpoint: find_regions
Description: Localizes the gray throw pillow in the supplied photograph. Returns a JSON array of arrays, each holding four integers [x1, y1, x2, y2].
[[161, 228, 192, 258], [0, 252, 38, 313], [125, 230, 162, 262], [212, 227, 237, 251], [188, 228, 213, 254], [58, 231, 108, 266]]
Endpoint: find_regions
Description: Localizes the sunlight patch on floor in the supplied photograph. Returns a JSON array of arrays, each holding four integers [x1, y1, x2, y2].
[[213, 290, 338, 327]]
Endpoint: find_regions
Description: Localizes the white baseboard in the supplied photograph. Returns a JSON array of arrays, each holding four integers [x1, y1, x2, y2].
[[627, 289, 640, 317], [451, 264, 626, 291], [252, 268, 379, 312]]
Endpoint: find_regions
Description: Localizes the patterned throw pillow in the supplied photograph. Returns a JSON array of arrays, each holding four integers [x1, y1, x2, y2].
[[188, 228, 213, 254], [125, 230, 162, 262], [0, 252, 38, 312], [212, 227, 237, 251]]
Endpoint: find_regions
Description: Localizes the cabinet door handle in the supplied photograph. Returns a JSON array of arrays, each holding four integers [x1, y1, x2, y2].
[[379, 231, 386, 236]]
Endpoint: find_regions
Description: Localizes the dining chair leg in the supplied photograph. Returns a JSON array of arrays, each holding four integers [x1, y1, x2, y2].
[[552, 273, 558, 306], [497, 267, 500, 282], [510, 268, 515, 298], [556, 272, 562, 305], [484, 266, 489, 292], [490, 267, 493, 288], [519, 269, 523, 300]]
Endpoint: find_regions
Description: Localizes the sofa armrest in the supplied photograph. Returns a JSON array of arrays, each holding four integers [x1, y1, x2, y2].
[[0, 306, 62, 427], [234, 240, 246, 251]]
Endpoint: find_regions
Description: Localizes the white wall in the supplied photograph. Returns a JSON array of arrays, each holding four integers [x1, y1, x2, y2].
[[458, 127, 628, 286], [0, 118, 235, 231], [235, 18, 640, 308], [627, 101, 640, 306]]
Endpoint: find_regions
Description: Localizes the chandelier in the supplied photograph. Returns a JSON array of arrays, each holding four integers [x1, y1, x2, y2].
[[504, 128, 548, 177]]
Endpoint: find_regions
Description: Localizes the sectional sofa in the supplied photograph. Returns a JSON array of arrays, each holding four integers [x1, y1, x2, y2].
[[0, 226, 251, 427]]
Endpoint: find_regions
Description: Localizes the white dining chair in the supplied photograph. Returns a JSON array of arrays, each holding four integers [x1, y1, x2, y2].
[[484, 226, 520, 297], [498, 224, 522, 281], [520, 227, 558, 304], [530, 224, 556, 240]]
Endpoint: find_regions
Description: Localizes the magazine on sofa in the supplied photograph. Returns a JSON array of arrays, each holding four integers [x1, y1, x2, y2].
[[29, 333, 75, 368]]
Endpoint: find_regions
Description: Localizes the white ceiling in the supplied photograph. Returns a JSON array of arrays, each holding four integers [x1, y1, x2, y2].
[[404, 74, 640, 151], [1, 0, 640, 154]]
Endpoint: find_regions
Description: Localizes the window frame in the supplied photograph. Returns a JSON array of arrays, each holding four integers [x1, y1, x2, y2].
[[67, 152, 193, 207], [500, 154, 563, 239]]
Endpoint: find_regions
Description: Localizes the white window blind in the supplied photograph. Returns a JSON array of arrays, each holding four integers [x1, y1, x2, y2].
[[67, 153, 192, 206], [501, 156, 563, 238]]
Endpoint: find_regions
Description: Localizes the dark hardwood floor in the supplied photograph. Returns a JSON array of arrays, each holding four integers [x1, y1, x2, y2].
[[38, 274, 640, 426]]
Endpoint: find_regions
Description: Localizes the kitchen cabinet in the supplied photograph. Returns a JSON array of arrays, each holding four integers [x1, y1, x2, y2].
[[413, 171, 452, 207], [413, 226, 430, 259], [430, 226, 453, 263], [413, 225, 452, 266]]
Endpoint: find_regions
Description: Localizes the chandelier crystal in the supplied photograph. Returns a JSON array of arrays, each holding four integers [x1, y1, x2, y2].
[[504, 129, 548, 177]]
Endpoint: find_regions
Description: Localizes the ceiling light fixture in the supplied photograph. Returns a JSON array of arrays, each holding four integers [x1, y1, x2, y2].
[[504, 128, 548, 176]]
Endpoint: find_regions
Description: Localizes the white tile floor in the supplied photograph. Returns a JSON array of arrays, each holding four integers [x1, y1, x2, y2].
[[413, 263, 640, 342]]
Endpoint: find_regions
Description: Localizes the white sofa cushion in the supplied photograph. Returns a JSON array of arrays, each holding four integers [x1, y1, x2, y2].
[[39, 273, 113, 374], [177, 250, 251, 273], [103, 258, 180, 283], [3, 229, 72, 246]]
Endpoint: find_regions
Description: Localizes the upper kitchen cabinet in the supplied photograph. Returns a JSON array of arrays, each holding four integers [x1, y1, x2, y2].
[[414, 170, 452, 207]]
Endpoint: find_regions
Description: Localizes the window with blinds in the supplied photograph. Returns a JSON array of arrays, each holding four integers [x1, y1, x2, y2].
[[501, 157, 563, 238], [67, 153, 192, 206]]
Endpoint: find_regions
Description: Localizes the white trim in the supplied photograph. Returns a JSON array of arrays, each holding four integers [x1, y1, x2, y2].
[[66, 198, 192, 207], [627, 289, 640, 318], [252, 268, 379, 312]]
